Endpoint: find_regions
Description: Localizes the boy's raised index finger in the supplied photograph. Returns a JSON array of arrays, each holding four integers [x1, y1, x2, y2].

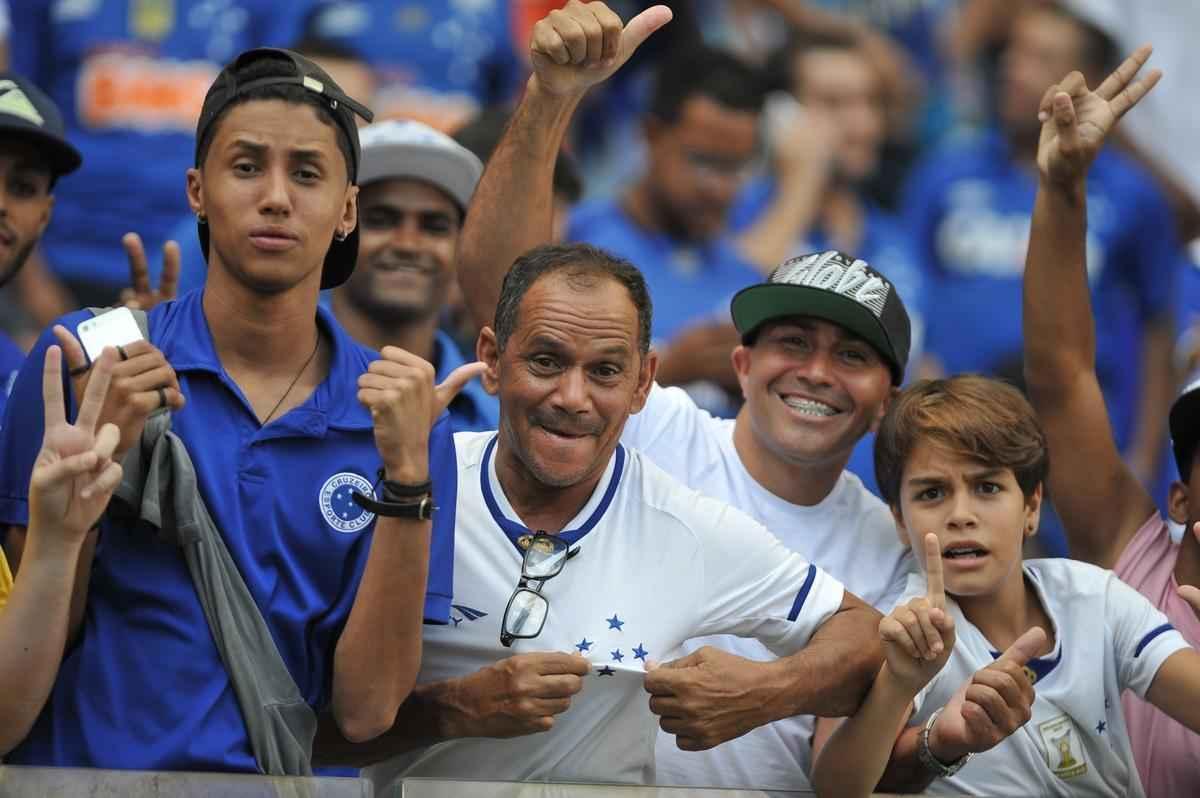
[[924, 532, 946, 610]]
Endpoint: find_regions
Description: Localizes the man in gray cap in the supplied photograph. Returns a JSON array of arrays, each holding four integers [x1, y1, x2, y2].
[[331, 119, 497, 433]]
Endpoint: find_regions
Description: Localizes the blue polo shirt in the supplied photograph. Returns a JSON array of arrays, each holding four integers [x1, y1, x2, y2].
[[567, 198, 762, 348], [0, 332, 22, 433], [12, 0, 311, 294], [905, 131, 1178, 450], [433, 329, 498, 435], [0, 289, 456, 771]]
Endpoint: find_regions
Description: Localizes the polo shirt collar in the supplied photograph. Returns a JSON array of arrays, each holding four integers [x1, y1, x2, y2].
[[158, 289, 373, 435]]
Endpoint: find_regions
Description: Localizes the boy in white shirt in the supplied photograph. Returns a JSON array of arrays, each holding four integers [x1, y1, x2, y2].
[[812, 375, 1200, 797]]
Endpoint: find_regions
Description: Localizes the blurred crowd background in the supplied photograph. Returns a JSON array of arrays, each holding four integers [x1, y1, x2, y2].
[[2, 0, 1198, 556]]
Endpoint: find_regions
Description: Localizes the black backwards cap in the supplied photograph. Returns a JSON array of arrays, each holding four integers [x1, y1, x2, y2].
[[1170, 372, 1200, 479], [193, 48, 374, 289], [731, 250, 912, 384], [0, 73, 81, 177]]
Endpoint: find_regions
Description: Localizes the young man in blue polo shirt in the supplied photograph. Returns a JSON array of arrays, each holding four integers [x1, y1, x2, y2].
[[0, 48, 476, 770]]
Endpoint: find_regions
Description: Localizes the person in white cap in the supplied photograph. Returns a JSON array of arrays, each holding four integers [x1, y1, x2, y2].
[[331, 119, 497, 433]]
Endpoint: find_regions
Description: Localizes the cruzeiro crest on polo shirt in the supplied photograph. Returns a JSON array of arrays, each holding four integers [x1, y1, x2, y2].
[[319, 472, 376, 533]]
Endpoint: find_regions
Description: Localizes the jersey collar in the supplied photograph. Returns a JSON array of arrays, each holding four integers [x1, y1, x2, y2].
[[480, 434, 626, 554], [986, 563, 1064, 685]]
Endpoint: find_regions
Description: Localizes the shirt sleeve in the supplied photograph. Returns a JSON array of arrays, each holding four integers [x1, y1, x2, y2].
[[0, 313, 90, 529], [689, 494, 845, 656], [423, 411, 457, 625], [1109, 571, 1191, 698]]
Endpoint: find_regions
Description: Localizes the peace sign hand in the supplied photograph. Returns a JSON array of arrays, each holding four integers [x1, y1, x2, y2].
[[879, 533, 955, 695], [27, 345, 124, 545], [118, 232, 180, 312], [1037, 46, 1162, 190]]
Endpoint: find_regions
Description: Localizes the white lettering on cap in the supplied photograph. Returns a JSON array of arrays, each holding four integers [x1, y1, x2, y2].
[[0, 81, 45, 127], [773, 251, 891, 317]]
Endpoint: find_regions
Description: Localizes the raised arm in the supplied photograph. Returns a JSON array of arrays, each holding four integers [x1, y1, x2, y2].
[[457, 1, 672, 331], [1, 346, 123, 754], [332, 353, 485, 743], [812, 534, 954, 798], [1022, 47, 1162, 568]]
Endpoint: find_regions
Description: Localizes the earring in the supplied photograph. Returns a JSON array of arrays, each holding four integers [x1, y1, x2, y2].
[[197, 212, 207, 225], [334, 230, 348, 242]]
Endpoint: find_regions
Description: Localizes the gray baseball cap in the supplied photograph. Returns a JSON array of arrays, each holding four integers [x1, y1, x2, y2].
[[358, 120, 483, 212]]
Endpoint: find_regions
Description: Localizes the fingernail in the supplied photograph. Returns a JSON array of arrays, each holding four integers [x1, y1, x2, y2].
[[1038, 111, 1049, 122]]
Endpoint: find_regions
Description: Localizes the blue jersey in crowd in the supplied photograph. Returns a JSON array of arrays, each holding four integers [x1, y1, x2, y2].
[[306, 0, 523, 132], [0, 290, 456, 771], [0, 332, 22, 431], [12, 0, 310, 295], [731, 176, 929, 497], [905, 131, 1177, 449], [567, 198, 762, 348]]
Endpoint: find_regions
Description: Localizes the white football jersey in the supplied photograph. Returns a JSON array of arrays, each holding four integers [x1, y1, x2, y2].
[[904, 559, 1189, 797], [366, 431, 845, 790], [622, 384, 916, 790]]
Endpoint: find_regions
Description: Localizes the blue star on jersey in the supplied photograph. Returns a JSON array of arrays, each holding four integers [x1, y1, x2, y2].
[[611, 649, 624, 662], [632, 644, 649, 662], [576, 638, 593, 653], [607, 614, 624, 631], [1096, 720, 1107, 735], [598, 666, 615, 676]]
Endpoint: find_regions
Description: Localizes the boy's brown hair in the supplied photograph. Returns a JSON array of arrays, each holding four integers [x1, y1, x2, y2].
[[874, 375, 1049, 507]]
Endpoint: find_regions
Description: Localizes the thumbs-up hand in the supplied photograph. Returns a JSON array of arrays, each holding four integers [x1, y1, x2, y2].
[[529, 1, 672, 98], [928, 626, 1047, 762], [879, 533, 956, 694], [358, 347, 486, 483]]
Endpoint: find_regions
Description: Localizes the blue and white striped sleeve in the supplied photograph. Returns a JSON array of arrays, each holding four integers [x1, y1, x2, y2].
[[691, 495, 845, 656]]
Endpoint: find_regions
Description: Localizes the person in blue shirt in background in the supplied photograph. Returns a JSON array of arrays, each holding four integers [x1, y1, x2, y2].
[[304, 0, 524, 133], [729, 29, 929, 497], [330, 118, 498, 435], [0, 74, 81, 428], [566, 43, 765, 415], [10, 0, 313, 310], [0, 48, 476, 770], [904, 2, 1178, 496]]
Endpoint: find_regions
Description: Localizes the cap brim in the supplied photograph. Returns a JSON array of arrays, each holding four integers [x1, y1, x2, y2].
[[197, 221, 359, 289], [731, 282, 902, 381], [0, 125, 82, 176]]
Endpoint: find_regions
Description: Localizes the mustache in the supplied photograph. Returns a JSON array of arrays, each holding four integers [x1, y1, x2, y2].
[[530, 408, 603, 436]]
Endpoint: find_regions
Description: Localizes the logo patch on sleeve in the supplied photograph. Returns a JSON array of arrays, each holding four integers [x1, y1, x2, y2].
[[319, 472, 376, 533]]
